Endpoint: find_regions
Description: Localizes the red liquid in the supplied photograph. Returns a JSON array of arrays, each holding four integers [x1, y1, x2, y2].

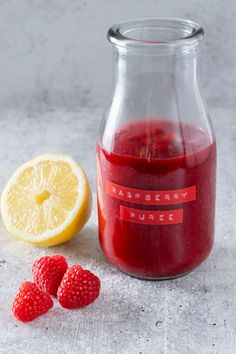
[[97, 120, 216, 279]]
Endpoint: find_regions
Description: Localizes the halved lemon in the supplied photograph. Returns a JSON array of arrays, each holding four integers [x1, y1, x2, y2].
[[1, 154, 92, 247]]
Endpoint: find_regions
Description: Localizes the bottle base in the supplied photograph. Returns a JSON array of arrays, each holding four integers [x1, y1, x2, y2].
[[116, 267, 192, 281], [100, 239, 214, 281]]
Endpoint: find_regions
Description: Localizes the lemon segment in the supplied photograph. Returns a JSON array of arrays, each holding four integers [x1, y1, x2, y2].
[[1, 154, 92, 246]]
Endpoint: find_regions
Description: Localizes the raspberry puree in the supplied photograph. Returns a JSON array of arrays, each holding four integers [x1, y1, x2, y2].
[[97, 119, 216, 279]]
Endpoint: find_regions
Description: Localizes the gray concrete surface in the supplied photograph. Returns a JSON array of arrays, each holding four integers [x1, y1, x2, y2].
[[0, 1, 235, 353], [0, 0, 235, 111], [0, 107, 235, 354]]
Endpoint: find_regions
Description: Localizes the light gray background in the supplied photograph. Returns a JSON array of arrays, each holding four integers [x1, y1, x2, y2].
[[0, 1, 235, 354], [0, 0, 234, 110]]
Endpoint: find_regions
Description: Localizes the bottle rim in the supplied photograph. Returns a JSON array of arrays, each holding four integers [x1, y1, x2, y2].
[[107, 18, 204, 52]]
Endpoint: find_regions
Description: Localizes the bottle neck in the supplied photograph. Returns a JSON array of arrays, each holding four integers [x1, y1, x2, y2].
[[114, 47, 197, 83], [111, 47, 202, 120]]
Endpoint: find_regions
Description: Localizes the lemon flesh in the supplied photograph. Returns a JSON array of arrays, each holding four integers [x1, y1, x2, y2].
[[1, 154, 91, 247]]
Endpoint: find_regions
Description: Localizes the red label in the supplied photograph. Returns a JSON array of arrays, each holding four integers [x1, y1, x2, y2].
[[106, 181, 196, 206], [120, 206, 183, 225]]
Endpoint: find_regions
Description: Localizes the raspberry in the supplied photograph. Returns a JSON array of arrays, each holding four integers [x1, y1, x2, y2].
[[12, 281, 53, 322], [57, 265, 101, 309], [32, 254, 68, 296]]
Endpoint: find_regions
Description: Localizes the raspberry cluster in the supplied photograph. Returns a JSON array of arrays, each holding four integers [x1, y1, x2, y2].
[[12, 255, 101, 322]]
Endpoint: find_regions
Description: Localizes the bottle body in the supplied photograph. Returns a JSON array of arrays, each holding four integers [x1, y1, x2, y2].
[[97, 19, 216, 279]]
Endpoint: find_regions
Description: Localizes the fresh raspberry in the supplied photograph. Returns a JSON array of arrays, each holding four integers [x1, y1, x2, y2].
[[12, 281, 53, 322], [57, 265, 101, 309], [32, 254, 68, 296]]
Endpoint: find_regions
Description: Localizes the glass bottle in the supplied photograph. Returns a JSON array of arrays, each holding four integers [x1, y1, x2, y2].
[[97, 18, 216, 279]]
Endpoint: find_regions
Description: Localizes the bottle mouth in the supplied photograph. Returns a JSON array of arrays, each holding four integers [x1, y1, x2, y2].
[[108, 18, 204, 53]]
